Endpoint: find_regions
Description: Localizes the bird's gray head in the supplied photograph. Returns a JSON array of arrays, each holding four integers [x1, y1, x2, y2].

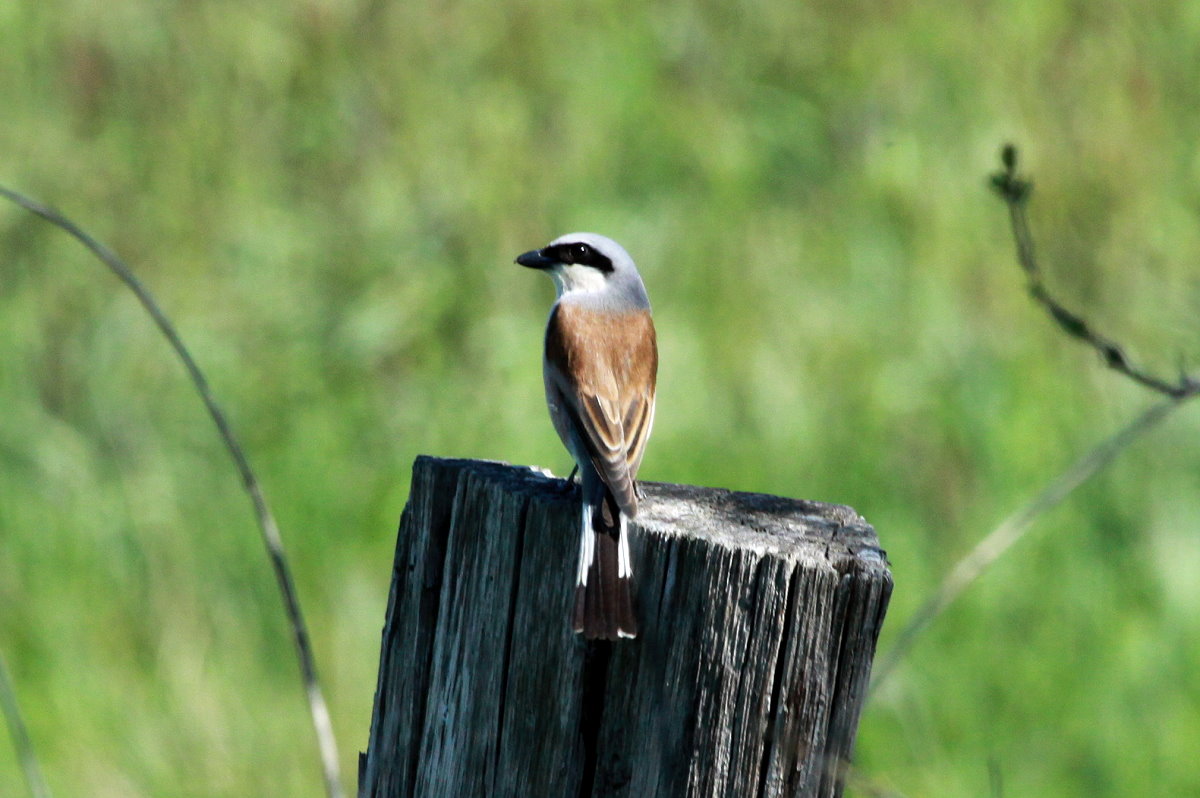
[[515, 232, 650, 310]]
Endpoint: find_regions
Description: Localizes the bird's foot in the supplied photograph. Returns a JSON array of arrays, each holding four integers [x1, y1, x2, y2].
[[553, 465, 580, 495]]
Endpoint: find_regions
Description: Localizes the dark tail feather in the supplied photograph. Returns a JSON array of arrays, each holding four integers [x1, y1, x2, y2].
[[572, 490, 637, 640]]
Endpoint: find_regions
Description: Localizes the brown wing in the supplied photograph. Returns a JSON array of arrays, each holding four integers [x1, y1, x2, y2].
[[544, 302, 657, 517]]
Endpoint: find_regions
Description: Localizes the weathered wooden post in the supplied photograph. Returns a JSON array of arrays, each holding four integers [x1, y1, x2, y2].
[[359, 456, 891, 798]]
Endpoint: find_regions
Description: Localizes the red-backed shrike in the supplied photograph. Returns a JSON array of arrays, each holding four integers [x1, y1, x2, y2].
[[516, 233, 657, 640]]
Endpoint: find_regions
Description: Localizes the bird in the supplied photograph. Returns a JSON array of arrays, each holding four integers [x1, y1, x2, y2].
[[516, 233, 658, 640]]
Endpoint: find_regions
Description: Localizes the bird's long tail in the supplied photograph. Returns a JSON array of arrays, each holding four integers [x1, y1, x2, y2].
[[573, 488, 637, 640]]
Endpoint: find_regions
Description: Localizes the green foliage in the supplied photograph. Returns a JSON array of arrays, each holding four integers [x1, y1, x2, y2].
[[2, 0, 1199, 795]]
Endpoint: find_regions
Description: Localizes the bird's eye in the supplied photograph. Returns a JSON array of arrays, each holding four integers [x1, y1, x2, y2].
[[544, 240, 612, 272]]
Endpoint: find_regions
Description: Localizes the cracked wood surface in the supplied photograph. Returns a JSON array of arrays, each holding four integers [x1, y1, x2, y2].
[[359, 456, 892, 798]]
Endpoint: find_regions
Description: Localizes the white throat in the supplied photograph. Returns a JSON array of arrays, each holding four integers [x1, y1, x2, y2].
[[550, 264, 609, 298]]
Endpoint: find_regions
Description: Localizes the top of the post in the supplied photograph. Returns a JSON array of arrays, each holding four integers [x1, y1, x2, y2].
[[410, 454, 887, 576]]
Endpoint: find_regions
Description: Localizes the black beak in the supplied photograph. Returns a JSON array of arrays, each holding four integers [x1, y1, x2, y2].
[[515, 249, 556, 270]]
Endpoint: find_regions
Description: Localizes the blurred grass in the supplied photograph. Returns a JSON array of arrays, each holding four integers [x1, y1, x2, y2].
[[2, 0, 1199, 795]]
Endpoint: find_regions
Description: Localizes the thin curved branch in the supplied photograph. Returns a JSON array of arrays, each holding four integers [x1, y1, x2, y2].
[[990, 145, 1200, 399], [0, 186, 344, 798], [872, 396, 1179, 689], [872, 146, 1199, 691]]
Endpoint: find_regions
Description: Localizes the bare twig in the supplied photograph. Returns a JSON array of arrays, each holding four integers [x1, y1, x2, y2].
[[0, 649, 51, 798], [872, 146, 1199, 691], [872, 396, 1179, 688], [990, 144, 1200, 399], [0, 186, 344, 798]]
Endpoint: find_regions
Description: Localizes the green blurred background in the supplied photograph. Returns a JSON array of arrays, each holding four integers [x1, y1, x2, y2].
[[2, 1, 1199, 795]]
